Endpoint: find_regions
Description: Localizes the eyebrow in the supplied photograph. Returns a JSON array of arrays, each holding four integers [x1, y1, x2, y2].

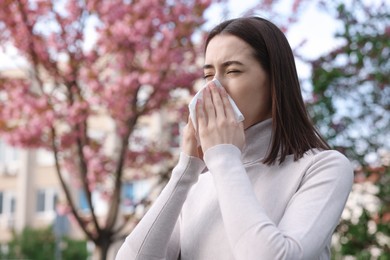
[[203, 60, 244, 70]]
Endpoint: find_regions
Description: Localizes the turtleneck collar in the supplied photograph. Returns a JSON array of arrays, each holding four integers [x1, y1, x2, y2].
[[241, 118, 273, 164]]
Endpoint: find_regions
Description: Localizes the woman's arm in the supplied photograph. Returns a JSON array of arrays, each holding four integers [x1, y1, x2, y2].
[[204, 145, 353, 260], [115, 153, 205, 260]]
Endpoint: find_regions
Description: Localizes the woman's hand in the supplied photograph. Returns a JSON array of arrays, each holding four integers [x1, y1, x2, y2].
[[181, 116, 203, 159], [196, 82, 245, 153]]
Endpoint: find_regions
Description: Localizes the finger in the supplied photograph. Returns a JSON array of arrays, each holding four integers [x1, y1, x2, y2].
[[196, 98, 207, 129], [183, 115, 197, 138], [187, 114, 201, 148], [202, 86, 216, 123], [219, 87, 236, 121], [197, 146, 204, 159], [209, 82, 226, 119], [181, 116, 198, 153], [238, 121, 244, 131], [187, 115, 195, 132]]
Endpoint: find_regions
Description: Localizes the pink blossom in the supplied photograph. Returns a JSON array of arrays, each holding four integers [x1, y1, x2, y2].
[[0, 0, 214, 253]]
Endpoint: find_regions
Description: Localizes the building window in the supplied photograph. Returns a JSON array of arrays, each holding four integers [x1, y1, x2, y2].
[[36, 189, 57, 214], [0, 140, 20, 175], [36, 190, 45, 212], [37, 149, 55, 166], [10, 196, 15, 214], [0, 192, 3, 215], [121, 182, 134, 213], [78, 190, 89, 212], [0, 191, 16, 216], [0, 140, 19, 163], [78, 184, 135, 215], [78, 189, 107, 215]]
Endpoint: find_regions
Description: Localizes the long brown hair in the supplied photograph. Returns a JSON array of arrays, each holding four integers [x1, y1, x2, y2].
[[205, 17, 330, 165]]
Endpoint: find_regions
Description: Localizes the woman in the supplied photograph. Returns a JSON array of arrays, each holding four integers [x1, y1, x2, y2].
[[116, 16, 353, 260]]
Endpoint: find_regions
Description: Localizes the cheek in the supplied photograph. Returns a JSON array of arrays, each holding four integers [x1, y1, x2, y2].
[[228, 83, 270, 122], [227, 88, 257, 115], [239, 93, 261, 117]]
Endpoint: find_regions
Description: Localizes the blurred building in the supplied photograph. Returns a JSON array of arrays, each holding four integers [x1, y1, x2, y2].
[[0, 68, 187, 256], [0, 114, 183, 256], [0, 143, 61, 241]]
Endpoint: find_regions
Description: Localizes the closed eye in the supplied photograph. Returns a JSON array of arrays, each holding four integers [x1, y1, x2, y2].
[[227, 70, 241, 74], [203, 74, 214, 79]]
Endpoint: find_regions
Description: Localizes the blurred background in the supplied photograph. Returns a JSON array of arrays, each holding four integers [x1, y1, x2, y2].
[[0, 0, 388, 259]]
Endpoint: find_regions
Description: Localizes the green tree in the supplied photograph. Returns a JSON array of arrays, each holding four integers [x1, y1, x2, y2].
[[2, 226, 88, 260], [306, 0, 390, 258], [307, 0, 389, 163]]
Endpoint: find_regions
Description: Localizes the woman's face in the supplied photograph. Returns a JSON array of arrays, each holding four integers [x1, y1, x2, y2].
[[204, 34, 271, 129]]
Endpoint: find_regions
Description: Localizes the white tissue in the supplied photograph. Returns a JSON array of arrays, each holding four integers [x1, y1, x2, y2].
[[188, 78, 245, 130]]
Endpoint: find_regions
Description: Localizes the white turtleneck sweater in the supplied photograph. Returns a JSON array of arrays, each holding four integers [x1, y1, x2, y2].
[[115, 119, 354, 260]]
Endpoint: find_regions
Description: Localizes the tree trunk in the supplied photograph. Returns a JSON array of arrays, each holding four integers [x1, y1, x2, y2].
[[100, 243, 109, 260], [93, 238, 111, 260]]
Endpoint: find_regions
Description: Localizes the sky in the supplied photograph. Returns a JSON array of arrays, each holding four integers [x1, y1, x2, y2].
[[0, 0, 342, 73], [204, 0, 344, 81], [207, 0, 341, 53]]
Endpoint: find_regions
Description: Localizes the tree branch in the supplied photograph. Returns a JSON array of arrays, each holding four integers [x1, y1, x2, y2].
[[51, 126, 97, 242], [105, 87, 141, 231]]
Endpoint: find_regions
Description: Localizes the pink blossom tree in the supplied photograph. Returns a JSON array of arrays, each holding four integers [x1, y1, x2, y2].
[[0, 0, 213, 258]]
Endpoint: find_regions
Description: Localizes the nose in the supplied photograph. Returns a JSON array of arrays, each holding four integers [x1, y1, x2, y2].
[[211, 78, 223, 89], [212, 76, 226, 88]]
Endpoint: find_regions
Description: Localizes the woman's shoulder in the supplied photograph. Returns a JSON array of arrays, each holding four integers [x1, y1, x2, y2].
[[305, 148, 351, 166], [301, 148, 354, 184], [280, 148, 351, 169]]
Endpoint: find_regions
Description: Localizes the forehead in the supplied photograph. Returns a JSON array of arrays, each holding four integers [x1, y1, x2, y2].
[[204, 34, 254, 65]]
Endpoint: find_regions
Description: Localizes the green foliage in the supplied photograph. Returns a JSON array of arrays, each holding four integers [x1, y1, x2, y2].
[[307, 0, 390, 259], [0, 226, 88, 260], [308, 0, 390, 163], [333, 166, 390, 259], [62, 237, 89, 260], [4, 227, 55, 260], [339, 210, 377, 255]]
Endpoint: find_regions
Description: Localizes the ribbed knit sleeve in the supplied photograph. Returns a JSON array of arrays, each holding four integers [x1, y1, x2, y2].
[[115, 153, 205, 260], [204, 144, 353, 260]]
